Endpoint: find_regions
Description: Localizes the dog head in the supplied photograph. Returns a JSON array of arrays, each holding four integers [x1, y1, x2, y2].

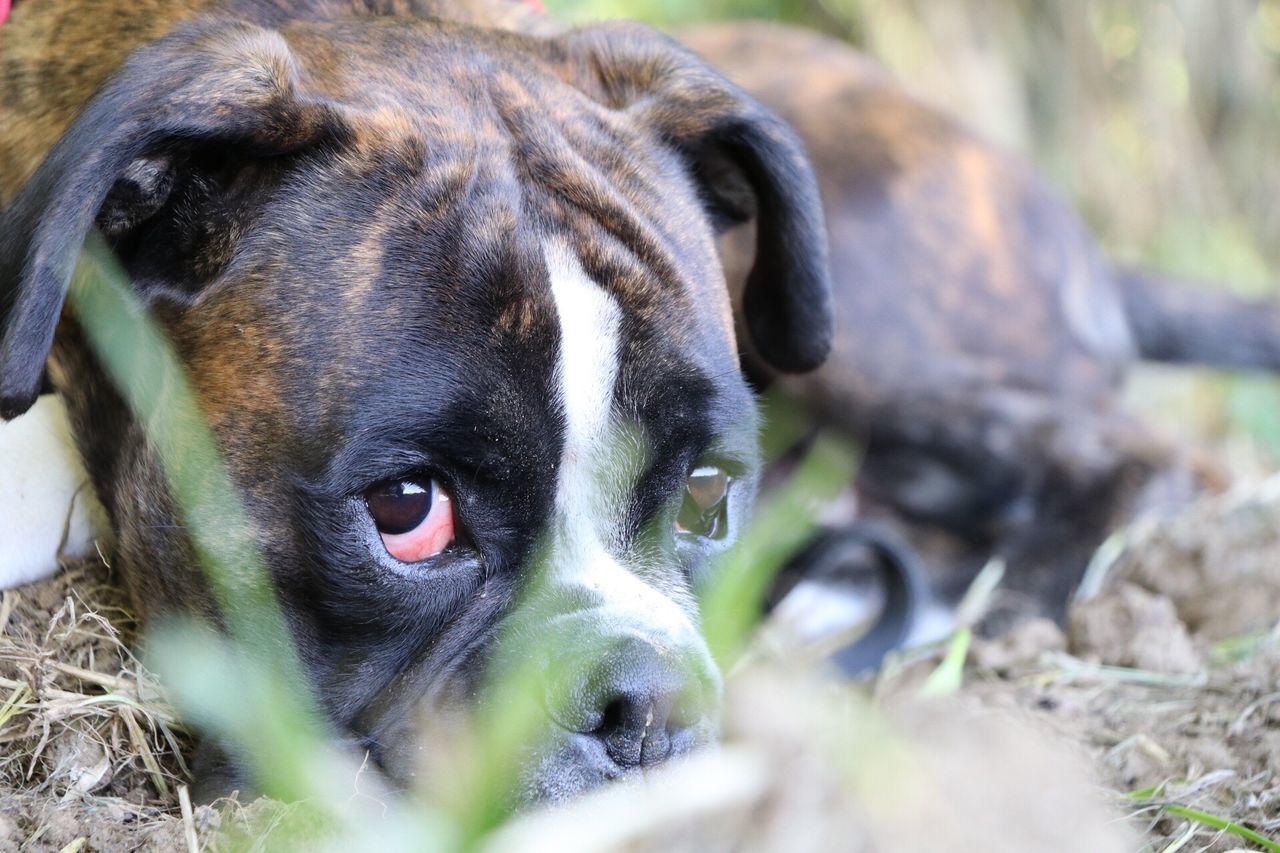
[[0, 14, 832, 800]]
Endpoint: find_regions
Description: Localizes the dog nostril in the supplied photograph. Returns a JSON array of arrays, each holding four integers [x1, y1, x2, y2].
[[596, 693, 671, 769], [589, 680, 707, 769], [593, 697, 627, 736], [547, 635, 717, 770]]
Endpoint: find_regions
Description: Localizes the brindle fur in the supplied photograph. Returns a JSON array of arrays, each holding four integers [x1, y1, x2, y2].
[[685, 23, 1277, 622], [1, 2, 833, 797]]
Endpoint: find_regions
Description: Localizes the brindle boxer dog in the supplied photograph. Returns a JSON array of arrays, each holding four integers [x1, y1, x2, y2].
[[0, 1, 835, 800], [686, 22, 1280, 631]]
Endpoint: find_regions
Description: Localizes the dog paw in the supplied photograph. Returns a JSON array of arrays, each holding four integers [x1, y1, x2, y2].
[[0, 395, 108, 589]]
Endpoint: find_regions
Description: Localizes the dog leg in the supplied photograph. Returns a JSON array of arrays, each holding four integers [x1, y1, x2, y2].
[[0, 394, 107, 588]]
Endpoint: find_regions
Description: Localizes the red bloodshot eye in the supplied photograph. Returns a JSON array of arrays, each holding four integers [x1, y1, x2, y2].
[[365, 479, 455, 563]]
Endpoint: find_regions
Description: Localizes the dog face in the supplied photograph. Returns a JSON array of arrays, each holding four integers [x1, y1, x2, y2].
[[0, 15, 832, 799]]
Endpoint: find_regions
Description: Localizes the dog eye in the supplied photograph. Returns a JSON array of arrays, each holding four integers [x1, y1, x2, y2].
[[675, 465, 731, 539], [365, 479, 455, 563]]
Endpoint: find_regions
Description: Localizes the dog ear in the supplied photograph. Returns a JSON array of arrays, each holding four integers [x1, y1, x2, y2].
[[0, 20, 344, 420], [556, 22, 834, 375]]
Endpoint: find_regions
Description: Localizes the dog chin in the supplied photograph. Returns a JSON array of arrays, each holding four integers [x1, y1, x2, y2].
[[517, 720, 717, 806], [518, 734, 624, 805]]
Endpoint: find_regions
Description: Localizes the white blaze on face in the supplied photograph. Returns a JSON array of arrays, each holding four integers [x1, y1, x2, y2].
[[544, 240, 697, 640], [546, 239, 622, 535]]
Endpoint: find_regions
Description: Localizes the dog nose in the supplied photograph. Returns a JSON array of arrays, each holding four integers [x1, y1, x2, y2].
[[552, 635, 714, 769]]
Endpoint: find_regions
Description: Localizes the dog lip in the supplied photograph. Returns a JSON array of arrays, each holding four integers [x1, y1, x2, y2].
[[0, 389, 40, 421]]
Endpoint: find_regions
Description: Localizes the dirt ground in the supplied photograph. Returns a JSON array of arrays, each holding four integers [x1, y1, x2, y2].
[[3, 483, 1280, 851], [987, 478, 1280, 851]]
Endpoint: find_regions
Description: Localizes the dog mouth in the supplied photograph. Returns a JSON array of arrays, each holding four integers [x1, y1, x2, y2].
[[354, 709, 713, 811], [353, 676, 719, 811], [346, 585, 723, 807], [515, 714, 718, 806]]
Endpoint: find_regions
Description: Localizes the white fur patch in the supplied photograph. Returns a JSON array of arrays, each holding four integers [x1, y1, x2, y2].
[[0, 395, 107, 589], [544, 241, 695, 639], [547, 240, 623, 525]]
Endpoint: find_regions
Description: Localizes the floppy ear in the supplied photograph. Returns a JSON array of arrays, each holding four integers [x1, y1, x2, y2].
[[0, 19, 344, 420], [556, 22, 834, 375]]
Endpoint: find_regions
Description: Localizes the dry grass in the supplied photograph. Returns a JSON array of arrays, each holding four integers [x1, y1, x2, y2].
[[0, 560, 192, 850]]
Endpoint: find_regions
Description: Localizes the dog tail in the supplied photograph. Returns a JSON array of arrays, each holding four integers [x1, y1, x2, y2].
[[773, 523, 927, 676], [1116, 266, 1280, 371]]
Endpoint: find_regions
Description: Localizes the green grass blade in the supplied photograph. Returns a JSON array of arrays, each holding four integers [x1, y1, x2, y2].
[[1163, 804, 1280, 852], [919, 628, 972, 697]]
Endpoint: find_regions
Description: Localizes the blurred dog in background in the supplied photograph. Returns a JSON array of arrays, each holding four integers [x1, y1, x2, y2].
[[686, 22, 1280, 643]]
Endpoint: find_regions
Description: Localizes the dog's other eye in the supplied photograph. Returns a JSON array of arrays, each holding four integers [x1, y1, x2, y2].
[[365, 479, 455, 563], [675, 465, 731, 539]]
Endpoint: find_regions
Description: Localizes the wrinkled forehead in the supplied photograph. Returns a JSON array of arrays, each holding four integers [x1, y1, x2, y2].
[[280, 26, 743, 380], [208, 22, 755, 464]]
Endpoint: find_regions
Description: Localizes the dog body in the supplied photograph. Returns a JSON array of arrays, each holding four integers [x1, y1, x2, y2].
[[686, 23, 1277, 624], [0, 2, 833, 798]]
